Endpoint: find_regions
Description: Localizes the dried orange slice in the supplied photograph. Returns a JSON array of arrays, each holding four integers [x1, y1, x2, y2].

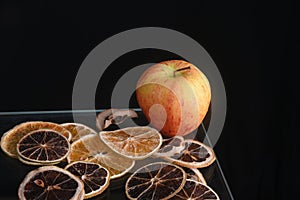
[[67, 134, 135, 179], [125, 162, 186, 200], [18, 165, 85, 200], [61, 123, 97, 142], [153, 136, 185, 157], [17, 129, 70, 165], [183, 167, 206, 185], [170, 180, 220, 200], [99, 126, 162, 160], [65, 161, 110, 199], [1, 121, 72, 158], [162, 139, 216, 168]]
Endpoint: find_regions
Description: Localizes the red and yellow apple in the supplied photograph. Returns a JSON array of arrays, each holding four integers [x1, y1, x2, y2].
[[136, 60, 211, 137]]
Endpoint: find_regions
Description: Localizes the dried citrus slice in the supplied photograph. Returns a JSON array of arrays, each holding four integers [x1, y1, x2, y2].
[[67, 134, 135, 179], [99, 126, 162, 160], [18, 165, 85, 200], [170, 180, 220, 200], [125, 162, 186, 200], [162, 139, 216, 168], [153, 136, 185, 157], [61, 123, 97, 142], [65, 161, 110, 199], [17, 129, 70, 165], [1, 121, 72, 158], [183, 167, 206, 185], [96, 108, 138, 130]]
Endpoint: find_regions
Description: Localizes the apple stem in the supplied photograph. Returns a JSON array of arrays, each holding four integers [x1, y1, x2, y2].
[[173, 66, 191, 77]]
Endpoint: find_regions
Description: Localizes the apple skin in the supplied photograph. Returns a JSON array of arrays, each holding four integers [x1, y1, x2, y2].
[[136, 60, 211, 137]]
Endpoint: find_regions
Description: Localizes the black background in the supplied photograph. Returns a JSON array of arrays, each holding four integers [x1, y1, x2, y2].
[[0, 0, 296, 199]]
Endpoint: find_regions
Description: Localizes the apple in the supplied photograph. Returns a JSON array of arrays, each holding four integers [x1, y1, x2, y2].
[[136, 60, 211, 137]]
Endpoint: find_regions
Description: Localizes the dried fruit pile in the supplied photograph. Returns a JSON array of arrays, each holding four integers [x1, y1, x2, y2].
[[1, 121, 107, 199], [0, 109, 219, 200], [125, 162, 219, 200], [125, 136, 219, 200]]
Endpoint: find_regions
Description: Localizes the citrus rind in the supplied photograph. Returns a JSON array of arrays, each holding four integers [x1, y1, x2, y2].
[[183, 167, 207, 185], [18, 156, 61, 166]]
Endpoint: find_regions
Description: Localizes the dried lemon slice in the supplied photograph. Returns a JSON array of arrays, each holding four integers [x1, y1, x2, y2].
[[67, 134, 135, 179], [1, 121, 72, 158], [61, 123, 97, 142], [162, 139, 216, 168], [125, 162, 186, 200], [65, 161, 110, 199], [99, 126, 162, 160], [17, 129, 70, 165], [170, 179, 220, 200], [18, 166, 85, 200]]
